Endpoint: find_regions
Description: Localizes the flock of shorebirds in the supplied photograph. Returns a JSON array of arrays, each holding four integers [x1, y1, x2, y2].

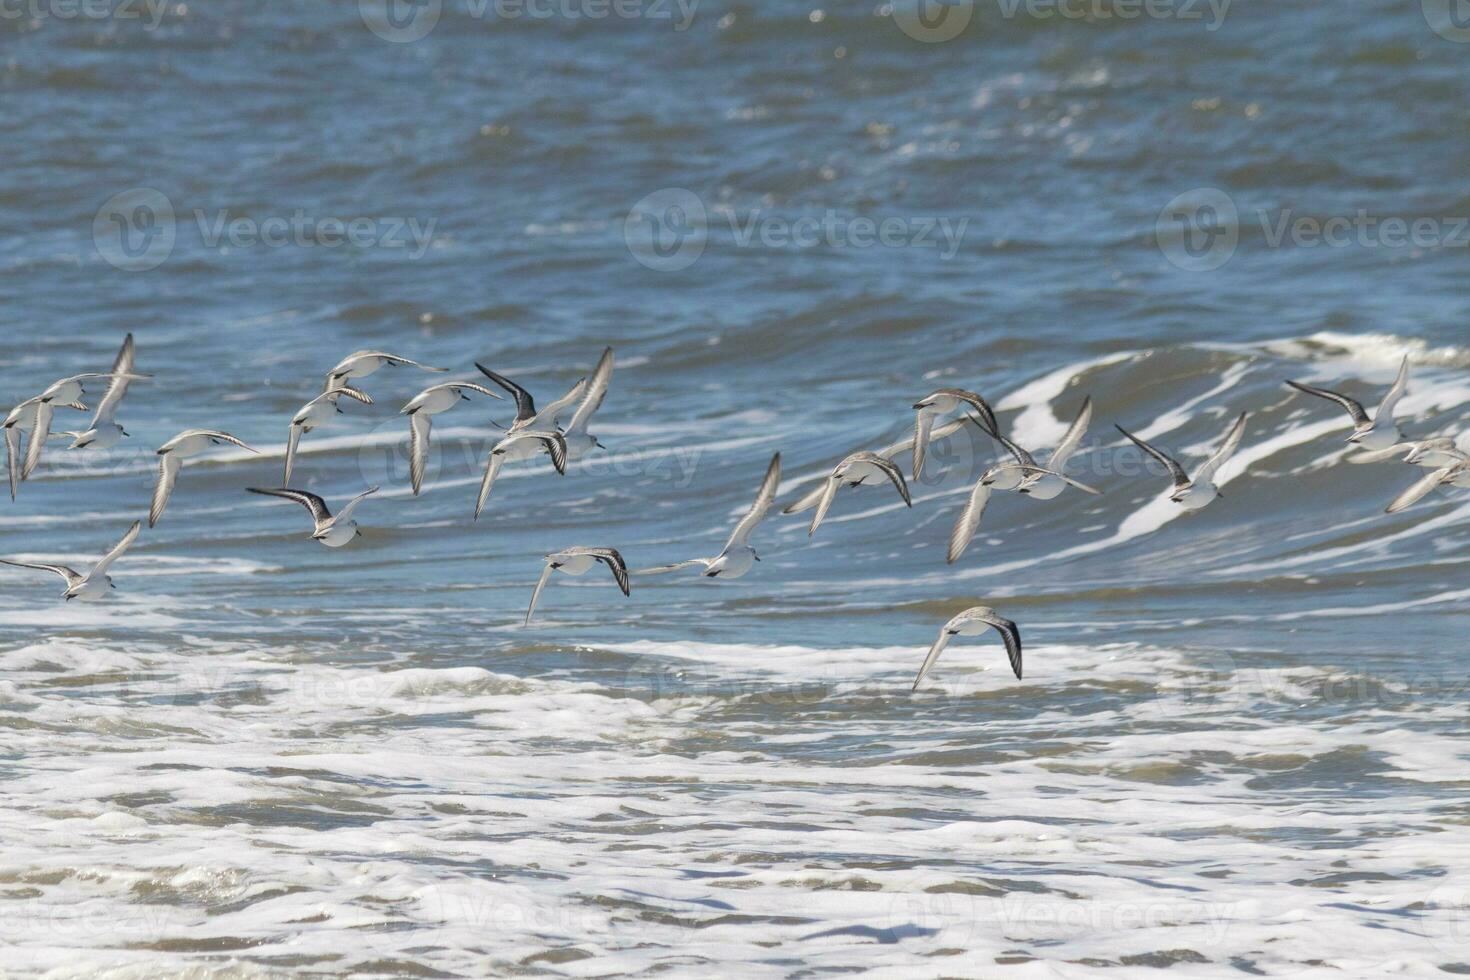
[[3, 336, 1466, 688]]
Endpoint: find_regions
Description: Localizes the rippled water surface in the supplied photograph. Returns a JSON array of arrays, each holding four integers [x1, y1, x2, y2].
[[2, 1, 1470, 976]]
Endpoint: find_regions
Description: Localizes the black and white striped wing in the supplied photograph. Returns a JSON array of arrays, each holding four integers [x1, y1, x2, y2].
[[150, 454, 182, 528], [476, 364, 537, 425], [1114, 425, 1190, 490], [1285, 380, 1369, 426], [248, 487, 332, 527], [0, 559, 83, 589]]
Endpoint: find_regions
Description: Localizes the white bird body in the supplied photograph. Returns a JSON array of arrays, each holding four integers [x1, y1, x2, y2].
[[401, 382, 503, 495], [1115, 412, 1248, 512], [324, 350, 447, 390], [1286, 356, 1409, 450], [912, 605, 1023, 690], [911, 388, 998, 480], [637, 453, 780, 579], [3, 397, 86, 500], [247, 486, 378, 547], [284, 386, 373, 485], [58, 334, 146, 455], [473, 429, 569, 519], [563, 347, 614, 461], [525, 546, 631, 625], [808, 451, 912, 537], [1, 520, 141, 602], [152, 430, 258, 527]]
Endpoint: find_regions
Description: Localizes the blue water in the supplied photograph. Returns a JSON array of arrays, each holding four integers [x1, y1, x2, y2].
[[1, 2, 1469, 976]]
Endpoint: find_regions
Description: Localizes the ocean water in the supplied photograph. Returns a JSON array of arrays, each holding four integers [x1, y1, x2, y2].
[[3, 1, 1470, 976]]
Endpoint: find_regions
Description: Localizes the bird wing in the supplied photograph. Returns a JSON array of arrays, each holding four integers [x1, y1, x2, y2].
[[869, 453, 913, 506], [724, 453, 781, 551], [92, 333, 140, 425], [1375, 355, 1410, 424], [474, 453, 505, 521], [409, 410, 432, 496], [150, 453, 182, 528], [534, 378, 588, 431], [248, 487, 332, 526], [22, 401, 52, 478], [446, 382, 504, 400], [567, 347, 614, 436], [335, 486, 379, 524], [89, 520, 142, 580], [958, 391, 999, 434], [983, 420, 1039, 471], [198, 430, 258, 453], [6, 426, 21, 501], [912, 408, 935, 481], [513, 430, 568, 474], [381, 353, 447, 372], [1385, 465, 1456, 514], [1, 559, 83, 588], [1194, 412, 1248, 487], [1047, 396, 1093, 470], [1114, 424, 1190, 490], [283, 422, 303, 486], [330, 385, 374, 406], [947, 480, 992, 564], [977, 612, 1023, 680], [912, 626, 956, 691], [1285, 380, 1369, 426], [1019, 466, 1104, 495], [524, 564, 555, 625], [633, 559, 709, 577], [587, 548, 632, 596], [476, 364, 537, 425], [807, 472, 843, 537]]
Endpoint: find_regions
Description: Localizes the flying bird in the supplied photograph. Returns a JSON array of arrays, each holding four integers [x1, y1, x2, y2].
[[323, 350, 447, 391], [152, 430, 259, 527], [1114, 412, 1248, 512], [473, 430, 568, 520], [475, 363, 588, 434], [807, 450, 912, 538], [1285, 356, 1409, 451], [783, 417, 983, 515], [33, 334, 147, 471], [401, 381, 504, 495], [1385, 460, 1470, 514], [4, 397, 86, 500], [525, 547, 631, 625], [912, 605, 1023, 690], [247, 486, 379, 547], [284, 385, 373, 485], [637, 453, 781, 579], [0, 520, 141, 602], [911, 388, 999, 480]]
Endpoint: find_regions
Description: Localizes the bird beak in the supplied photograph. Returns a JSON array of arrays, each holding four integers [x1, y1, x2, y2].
[[122, 430, 131, 438], [753, 552, 761, 561], [595, 440, 608, 450]]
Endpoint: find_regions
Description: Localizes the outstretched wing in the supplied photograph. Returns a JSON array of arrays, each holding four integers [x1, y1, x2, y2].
[[870, 454, 912, 507], [567, 347, 614, 436], [6, 426, 21, 501], [409, 410, 432, 496], [524, 564, 555, 625], [1375, 355, 1410, 424], [335, 486, 379, 524], [947, 481, 992, 565], [90, 520, 142, 580], [912, 408, 935, 481], [724, 453, 781, 552], [1385, 465, 1457, 514], [1114, 424, 1190, 490], [1285, 380, 1369, 426], [328, 385, 374, 407], [198, 430, 258, 453], [474, 453, 505, 520], [633, 559, 709, 577], [534, 378, 588, 431], [980, 417, 1039, 471], [150, 453, 182, 528], [92, 333, 141, 425], [979, 612, 1023, 681], [589, 548, 631, 596], [248, 487, 332, 525], [283, 423, 303, 486], [382, 353, 447, 372], [807, 473, 843, 537], [912, 626, 956, 691], [1194, 412, 1247, 487], [1047, 396, 1092, 470], [476, 364, 537, 425], [0, 559, 83, 588], [22, 401, 52, 478]]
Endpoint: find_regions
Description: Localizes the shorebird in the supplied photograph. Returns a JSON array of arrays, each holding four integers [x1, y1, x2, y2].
[[401, 381, 504, 495], [1385, 460, 1470, 514], [525, 547, 631, 625], [1286, 356, 1409, 451], [1114, 412, 1248, 512], [59, 329, 149, 452], [636, 453, 781, 579], [475, 363, 588, 435], [807, 451, 912, 537], [247, 486, 379, 547], [1347, 437, 1468, 468], [0, 520, 141, 602], [912, 606, 1023, 690], [912, 388, 999, 480], [323, 351, 447, 391], [473, 430, 568, 520], [152, 430, 259, 527], [4, 397, 86, 500], [35, 334, 147, 469], [284, 386, 373, 485], [1016, 398, 1095, 499], [563, 347, 613, 461], [784, 417, 982, 515]]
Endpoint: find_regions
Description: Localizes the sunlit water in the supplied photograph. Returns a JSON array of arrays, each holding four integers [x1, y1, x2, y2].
[[2, 2, 1469, 976]]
